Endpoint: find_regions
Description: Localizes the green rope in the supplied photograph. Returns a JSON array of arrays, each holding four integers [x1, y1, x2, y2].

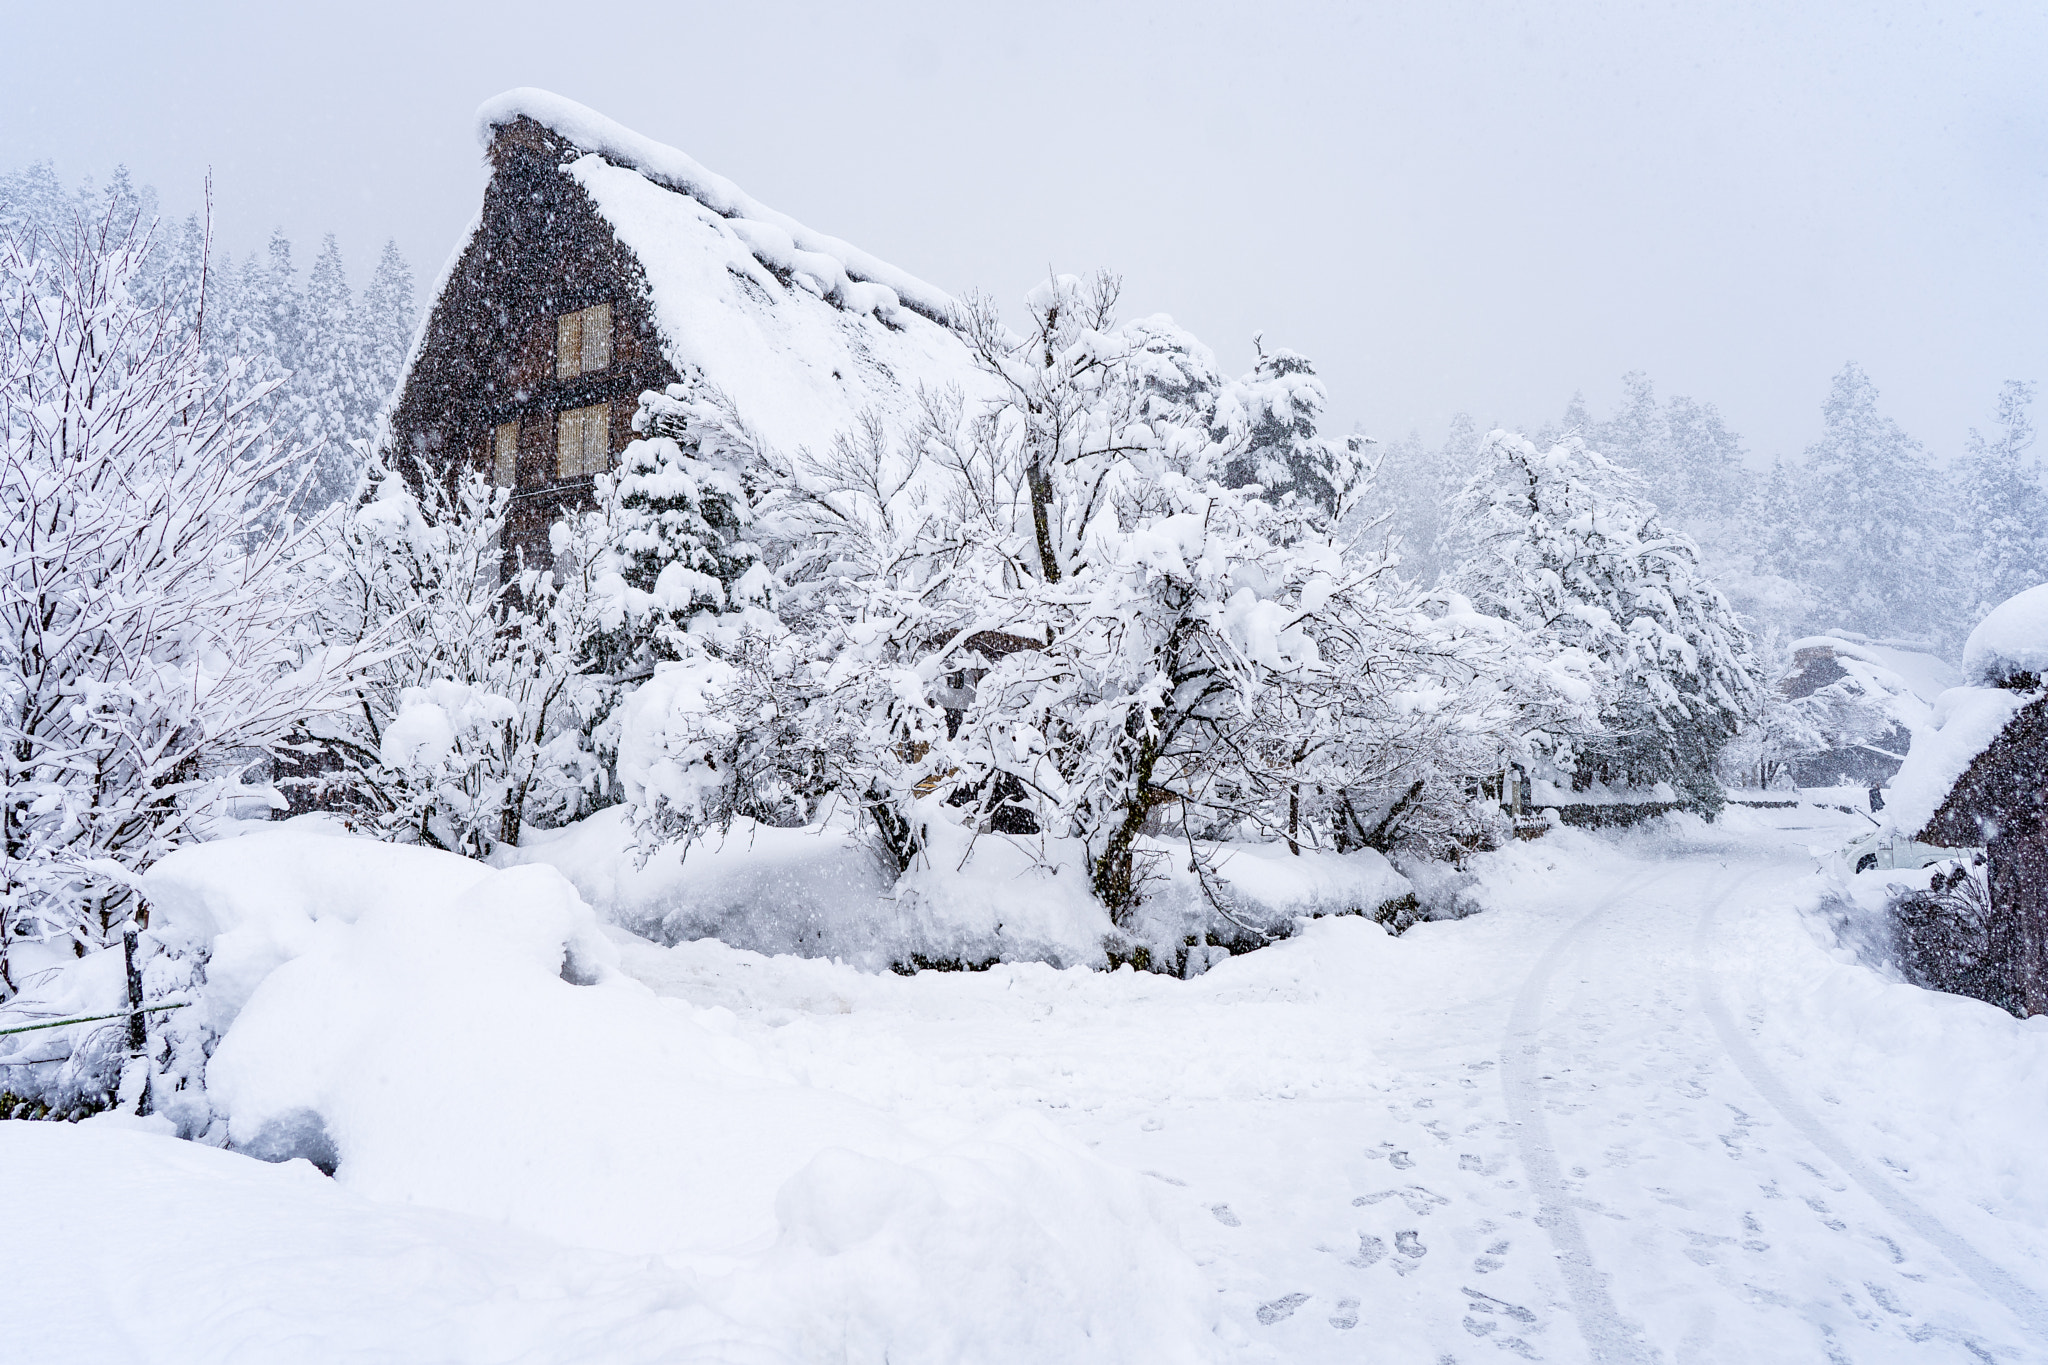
[[0, 1002, 190, 1039]]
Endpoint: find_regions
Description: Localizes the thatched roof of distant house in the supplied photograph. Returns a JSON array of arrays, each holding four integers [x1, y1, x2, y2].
[[399, 89, 990, 464]]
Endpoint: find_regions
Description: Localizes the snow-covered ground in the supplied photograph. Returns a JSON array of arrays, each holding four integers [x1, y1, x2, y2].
[[12, 806, 2048, 1363]]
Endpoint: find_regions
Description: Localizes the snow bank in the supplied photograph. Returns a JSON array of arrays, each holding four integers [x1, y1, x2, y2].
[[119, 824, 1220, 1359], [7, 1115, 1220, 1365], [143, 820, 496, 1033], [512, 806, 1114, 971], [1884, 685, 2028, 839], [1203, 840, 1412, 927], [1962, 582, 2048, 687]]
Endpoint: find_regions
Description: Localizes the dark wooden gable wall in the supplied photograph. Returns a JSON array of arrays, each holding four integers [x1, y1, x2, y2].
[[386, 116, 679, 560], [1916, 693, 2048, 1015]]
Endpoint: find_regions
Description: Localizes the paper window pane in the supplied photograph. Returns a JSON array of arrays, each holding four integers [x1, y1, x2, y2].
[[581, 403, 610, 472], [493, 421, 519, 487], [556, 408, 583, 477], [555, 311, 582, 380], [580, 303, 612, 372]]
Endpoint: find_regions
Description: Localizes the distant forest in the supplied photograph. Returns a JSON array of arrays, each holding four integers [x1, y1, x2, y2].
[[0, 161, 419, 512]]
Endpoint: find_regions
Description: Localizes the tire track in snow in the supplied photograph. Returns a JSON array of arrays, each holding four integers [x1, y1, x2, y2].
[[1500, 864, 1669, 1365], [1693, 886, 2048, 1347]]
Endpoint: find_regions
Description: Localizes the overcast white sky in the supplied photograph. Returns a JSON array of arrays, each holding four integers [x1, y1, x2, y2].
[[4, 0, 2042, 464]]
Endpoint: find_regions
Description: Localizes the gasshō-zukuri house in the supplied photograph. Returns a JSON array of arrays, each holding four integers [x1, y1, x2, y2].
[[385, 88, 983, 561]]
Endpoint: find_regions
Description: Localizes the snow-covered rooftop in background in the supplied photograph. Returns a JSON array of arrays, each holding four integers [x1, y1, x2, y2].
[[471, 89, 986, 459], [1791, 633, 1959, 706], [1962, 583, 2048, 687]]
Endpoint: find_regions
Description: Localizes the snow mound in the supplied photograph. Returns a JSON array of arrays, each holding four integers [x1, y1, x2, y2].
[[1205, 840, 1412, 927], [1883, 686, 2029, 840], [7, 1114, 1219, 1365], [512, 806, 1114, 971], [1962, 582, 2048, 687], [126, 825, 1217, 1359], [475, 88, 957, 326]]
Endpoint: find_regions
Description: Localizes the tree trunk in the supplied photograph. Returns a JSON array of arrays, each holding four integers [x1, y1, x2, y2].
[[1027, 460, 1060, 583], [122, 929, 146, 1054]]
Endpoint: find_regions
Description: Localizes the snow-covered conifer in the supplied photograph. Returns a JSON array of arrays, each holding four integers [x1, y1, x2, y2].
[[1214, 343, 1358, 519], [358, 238, 417, 408], [1767, 364, 1958, 647], [1957, 381, 2045, 622]]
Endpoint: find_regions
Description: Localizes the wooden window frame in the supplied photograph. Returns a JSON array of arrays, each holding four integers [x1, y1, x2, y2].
[[556, 403, 612, 479], [554, 302, 613, 380]]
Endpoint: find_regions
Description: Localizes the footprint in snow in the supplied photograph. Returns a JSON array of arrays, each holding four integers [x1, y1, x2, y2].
[[1256, 1293, 1310, 1325], [1389, 1150, 1416, 1170], [1474, 1239, 1510, 1273], [1353, 1186, 1450, 1215], [1395, 1230, 1427, 1258], [1347, 1234, 1387, 1268], [1209, 1203, 1240, 1227], [1328, 1297, 1360, 1330]]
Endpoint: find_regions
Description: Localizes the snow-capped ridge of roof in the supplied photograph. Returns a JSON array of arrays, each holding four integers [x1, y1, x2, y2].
[[1962, 583, 2048, 687], [475, 89, 958, 327]]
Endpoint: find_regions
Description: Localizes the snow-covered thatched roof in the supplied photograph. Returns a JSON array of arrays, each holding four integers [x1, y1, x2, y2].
[[467, 89, 987, 460], [1784, 633, 1958, 707], [1887, 585, 2048, 839], [1885, 686, 2029, 840]]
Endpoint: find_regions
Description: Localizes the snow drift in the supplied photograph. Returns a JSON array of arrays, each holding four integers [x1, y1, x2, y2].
[[121, 823, 1219, 1362]]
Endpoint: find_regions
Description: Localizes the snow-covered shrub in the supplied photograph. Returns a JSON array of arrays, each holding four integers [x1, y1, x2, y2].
[[0, 209, 353, 994], [316, 461, 614, 853]]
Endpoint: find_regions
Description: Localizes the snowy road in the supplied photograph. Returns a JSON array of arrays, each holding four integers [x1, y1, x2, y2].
[[627, 808, 2048, 1362], [13, 809, 2048, 1363]]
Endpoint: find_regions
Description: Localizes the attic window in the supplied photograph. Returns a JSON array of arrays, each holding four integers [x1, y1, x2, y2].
[[555, 302, 613, 379], [490, 420, 519, 487], [556, 403, 611, 478]]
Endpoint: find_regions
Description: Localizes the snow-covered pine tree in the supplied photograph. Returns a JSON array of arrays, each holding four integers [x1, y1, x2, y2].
[[1214, 343, 1358, 520], [291, 234, 373, 508], [1445, 430, 1764, 815], [603, 380, 771, 666], [1958, 380, 2045, 622], [0, 209, 350, 994], [1546, 373, 1744, 531], [359, 239, 418, 405], [1769, 363, 1958, 648]]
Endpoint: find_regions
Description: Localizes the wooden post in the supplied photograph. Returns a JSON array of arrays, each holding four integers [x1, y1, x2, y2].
[[2014, 825, 2048, 1018]]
